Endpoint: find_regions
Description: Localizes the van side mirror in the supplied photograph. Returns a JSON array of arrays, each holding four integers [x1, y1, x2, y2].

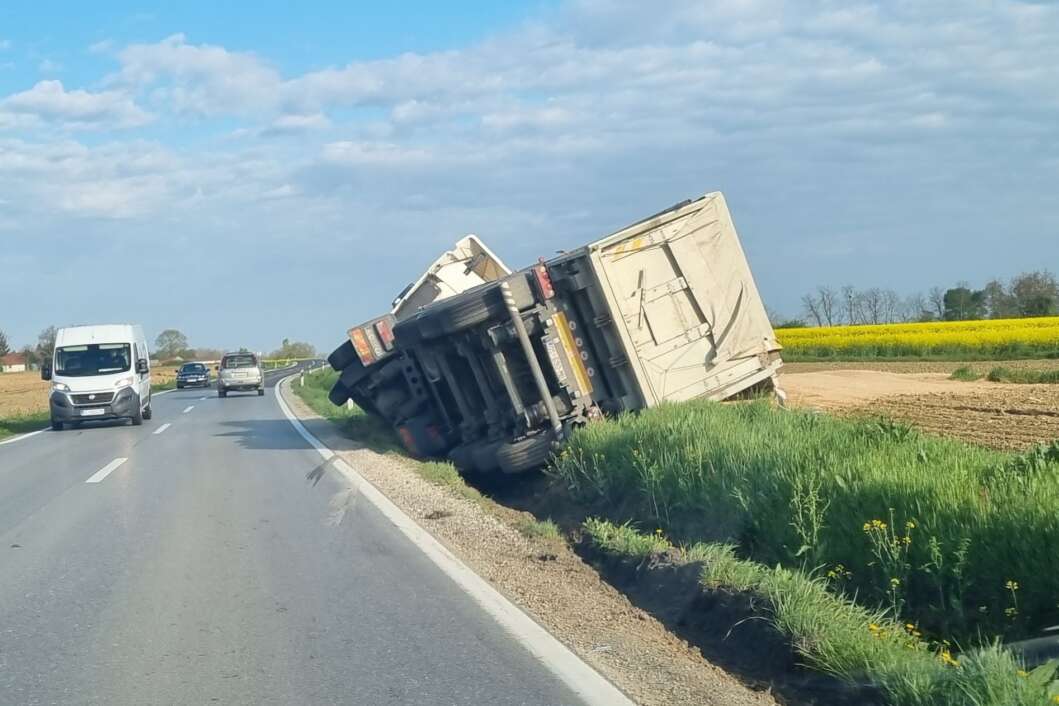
[[41, 363, 52, 381], [136, 359, 149, 374]]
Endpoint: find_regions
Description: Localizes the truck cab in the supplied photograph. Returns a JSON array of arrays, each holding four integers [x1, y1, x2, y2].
[[42, 324, 153, 430]]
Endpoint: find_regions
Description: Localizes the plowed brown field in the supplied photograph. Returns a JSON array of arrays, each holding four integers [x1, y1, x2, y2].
[[781, 364, 1059, 451]]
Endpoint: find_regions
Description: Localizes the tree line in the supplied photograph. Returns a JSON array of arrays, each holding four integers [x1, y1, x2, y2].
[[0, 326, 316, 366], [792, 270, 1058, 328]]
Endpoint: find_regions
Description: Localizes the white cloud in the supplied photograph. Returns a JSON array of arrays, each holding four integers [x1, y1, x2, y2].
[[259, 112, 331, 137], [0, 80, 152, 130], [113, 33, 281, 115]]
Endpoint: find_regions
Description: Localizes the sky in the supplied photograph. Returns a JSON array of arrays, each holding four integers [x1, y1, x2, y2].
[[1, 1, 1057, 354]]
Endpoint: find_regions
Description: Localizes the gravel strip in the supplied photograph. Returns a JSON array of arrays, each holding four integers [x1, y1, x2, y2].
[[282, 380, 778, 706]]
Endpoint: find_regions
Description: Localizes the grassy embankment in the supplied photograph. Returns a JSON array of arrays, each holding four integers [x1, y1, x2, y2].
[[556, 401, 1059, 705], [294, 368, 1059, 704], [292, 369, 486, 506], [777, 317, 1059, 361]]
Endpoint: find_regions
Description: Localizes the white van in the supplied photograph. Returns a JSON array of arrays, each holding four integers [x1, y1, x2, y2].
[[42, 324, 153, 431]]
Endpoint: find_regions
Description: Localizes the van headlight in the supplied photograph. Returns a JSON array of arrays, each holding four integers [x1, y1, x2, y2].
[[114, 376, 135, 388], [52, 382, 70, 392]]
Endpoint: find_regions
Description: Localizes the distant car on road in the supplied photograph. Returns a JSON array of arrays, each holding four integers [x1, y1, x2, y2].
[[176, 362, 211, 389], [217, 352, 264, 397]]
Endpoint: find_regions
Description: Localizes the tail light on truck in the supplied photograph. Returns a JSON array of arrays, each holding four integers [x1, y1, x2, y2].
[[533, 263, 555, 299]]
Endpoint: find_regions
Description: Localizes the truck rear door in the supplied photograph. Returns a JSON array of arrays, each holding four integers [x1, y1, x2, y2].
[[586, 192, 780, 405]]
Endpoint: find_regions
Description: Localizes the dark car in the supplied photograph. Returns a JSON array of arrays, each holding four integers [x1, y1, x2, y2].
[[175, 362, 211, 389]]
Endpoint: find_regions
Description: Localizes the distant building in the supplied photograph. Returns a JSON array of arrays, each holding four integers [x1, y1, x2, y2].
[[0, 353, 27, 373]]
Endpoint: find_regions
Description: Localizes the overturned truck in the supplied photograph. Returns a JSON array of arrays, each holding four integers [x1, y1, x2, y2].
[[326, 191, 783, 474]]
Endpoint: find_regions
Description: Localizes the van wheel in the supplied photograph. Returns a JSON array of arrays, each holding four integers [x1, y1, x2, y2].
[[143, 401, 153, 420], [257, 388, 265, 396], [495, 432, 556, 474], [131, 403, 144, 426], [51, 419, 63, 431], [218, 389, 227, 398]]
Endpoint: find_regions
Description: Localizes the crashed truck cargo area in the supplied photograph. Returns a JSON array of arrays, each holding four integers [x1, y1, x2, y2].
[[326, 191, 783, 474]]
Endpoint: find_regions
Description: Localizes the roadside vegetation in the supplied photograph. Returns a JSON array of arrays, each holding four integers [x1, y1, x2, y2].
[[0, 411, 49, 441], [951, 366, 1059, 384], [295, 367, 1059, 704], [583, 519, 1059, 706]]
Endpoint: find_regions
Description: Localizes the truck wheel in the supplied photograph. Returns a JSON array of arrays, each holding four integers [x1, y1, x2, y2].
[[339, 357, 370, 389], [328, 380, 351, 406], [419, 275, 535, 338], [328, 339, 357, 372], [495, 432, 556, 474]]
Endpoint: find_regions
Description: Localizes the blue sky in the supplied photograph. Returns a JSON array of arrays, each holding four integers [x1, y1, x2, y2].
[[1, 1, 1057, 353]]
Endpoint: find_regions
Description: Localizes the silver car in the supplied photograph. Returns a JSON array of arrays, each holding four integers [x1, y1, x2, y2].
[[217, 352, 264, 397]]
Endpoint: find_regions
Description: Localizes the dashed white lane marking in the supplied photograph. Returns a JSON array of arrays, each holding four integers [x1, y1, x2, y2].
[[182, 405, 194, 414], [86, 457, 127, 484], [199, 396, 208, 400], [153, 423, 172, 435]]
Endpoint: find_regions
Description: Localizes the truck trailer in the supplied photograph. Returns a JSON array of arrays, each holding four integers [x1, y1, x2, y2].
[[326, 191, 783, 474]]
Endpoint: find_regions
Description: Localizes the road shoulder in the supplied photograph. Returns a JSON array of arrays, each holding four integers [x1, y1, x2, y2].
[[279, 377, 777, 706]]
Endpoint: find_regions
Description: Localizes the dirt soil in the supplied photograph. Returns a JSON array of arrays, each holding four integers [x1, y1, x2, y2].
[[780, 367, 1059, 450], [282, 380, 781, 706]]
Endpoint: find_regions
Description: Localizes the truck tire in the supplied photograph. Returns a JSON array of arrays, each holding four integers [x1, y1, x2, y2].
[[328, 380, 351, 406], [495, 432, 556, 474], [418, 275, 535, 339], [339, 357, 370, 389], [392, 314, 431, 346], [328, 339, 357, 372]]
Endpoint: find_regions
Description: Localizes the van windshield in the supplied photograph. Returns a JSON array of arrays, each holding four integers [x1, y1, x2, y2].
[[55, 343, 132, 377]]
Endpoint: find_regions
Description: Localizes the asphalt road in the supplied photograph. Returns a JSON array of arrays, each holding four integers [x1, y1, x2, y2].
[[0, 362, 587, 706]]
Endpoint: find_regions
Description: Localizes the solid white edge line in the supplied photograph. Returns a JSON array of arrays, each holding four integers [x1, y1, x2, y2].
[[0, 387, 179, 447], [85, 457, 127, 484], [153, 423, 172, 435], [274, 377, 635, 706]]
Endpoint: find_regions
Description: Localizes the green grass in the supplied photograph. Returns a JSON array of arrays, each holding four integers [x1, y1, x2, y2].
[[293, 369, 402, 453], [583, 519, 1059, 706], [551, 400, 1059, 646], [516, 517, 563, 541], [0, 411, 50, 440], [292, 369, 483, 504], [986, 367, 1059, 384], [949, 367, 983, 381]]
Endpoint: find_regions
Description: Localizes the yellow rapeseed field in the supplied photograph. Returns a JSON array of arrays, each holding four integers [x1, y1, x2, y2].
[[776, 316, 1059, 358]]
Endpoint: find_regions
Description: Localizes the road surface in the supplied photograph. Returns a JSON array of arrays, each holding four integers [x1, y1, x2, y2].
[[0, 363, 588, 705]]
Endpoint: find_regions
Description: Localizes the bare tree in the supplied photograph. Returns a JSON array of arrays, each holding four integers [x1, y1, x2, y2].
[[880, 289, 902, 323], [928, 286, 946, 320], [816, 286, 838, 326], [903, 292, 930, 322], [841, 285, 858, 325], [801, 293, 824, 327], [859, 288, 885, 325]]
